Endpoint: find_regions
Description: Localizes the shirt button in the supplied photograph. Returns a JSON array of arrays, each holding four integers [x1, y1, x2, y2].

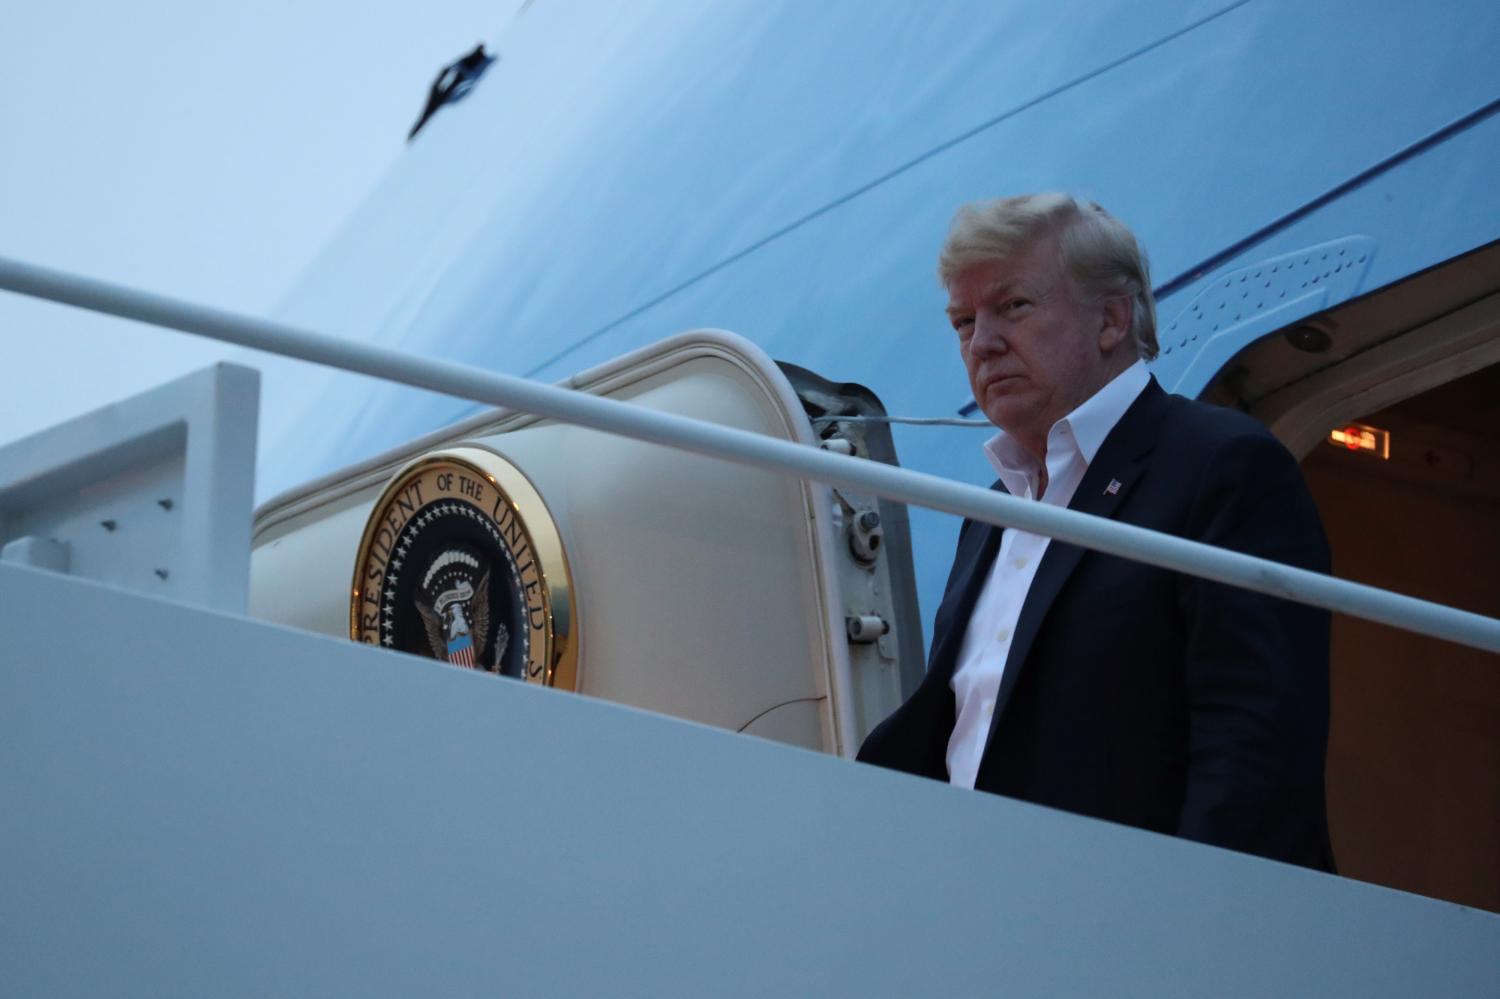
[[983, 699, 995, 716], [1013, 556, 1028, 570], [996, 628, 1010, 642]]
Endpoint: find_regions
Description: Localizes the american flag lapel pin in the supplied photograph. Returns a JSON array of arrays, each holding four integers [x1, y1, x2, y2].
[[1105, 478, 1122, 496]]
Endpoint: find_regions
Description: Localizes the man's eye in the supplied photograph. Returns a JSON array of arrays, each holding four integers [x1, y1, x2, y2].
[[1004, 298, 1031, 313], [953, 317, 974, 336]]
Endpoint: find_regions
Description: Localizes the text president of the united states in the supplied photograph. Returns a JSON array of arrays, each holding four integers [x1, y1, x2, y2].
[[857, 194, 1335, 870]]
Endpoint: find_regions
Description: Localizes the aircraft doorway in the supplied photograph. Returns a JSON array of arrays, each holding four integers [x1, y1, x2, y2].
[[1201, 239, 1500, 911], [1302, 364, 1500, 912]]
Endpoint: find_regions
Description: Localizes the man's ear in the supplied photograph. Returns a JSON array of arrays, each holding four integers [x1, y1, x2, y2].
[[1098, 295, 1132, 353]]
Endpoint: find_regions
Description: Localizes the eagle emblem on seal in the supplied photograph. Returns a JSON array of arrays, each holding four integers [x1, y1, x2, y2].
[[414, 549, 510, 670]]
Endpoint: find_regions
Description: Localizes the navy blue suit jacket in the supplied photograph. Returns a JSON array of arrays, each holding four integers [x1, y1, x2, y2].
[[858, 379, 1335, 870]]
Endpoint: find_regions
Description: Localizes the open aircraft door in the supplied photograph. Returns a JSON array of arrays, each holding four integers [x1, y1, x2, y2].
[[249, 331, 923, 755]]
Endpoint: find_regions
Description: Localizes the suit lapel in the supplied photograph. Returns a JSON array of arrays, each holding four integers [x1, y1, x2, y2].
[[982, 380, 1173, 742], [927, 489, 1006, 682]]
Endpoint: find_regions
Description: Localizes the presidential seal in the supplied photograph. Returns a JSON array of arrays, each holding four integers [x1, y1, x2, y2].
[[350, 446, 576, 689]]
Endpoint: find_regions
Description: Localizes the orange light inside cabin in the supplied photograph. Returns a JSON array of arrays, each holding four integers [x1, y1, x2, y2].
[[1327, 423, 1390, 459]]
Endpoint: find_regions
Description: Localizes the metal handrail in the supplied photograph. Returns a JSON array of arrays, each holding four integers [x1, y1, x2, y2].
[[2, 253, 1498, 655]]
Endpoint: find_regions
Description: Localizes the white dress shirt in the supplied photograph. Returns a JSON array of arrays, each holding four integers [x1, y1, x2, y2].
[[946, 361, 1151, 789]]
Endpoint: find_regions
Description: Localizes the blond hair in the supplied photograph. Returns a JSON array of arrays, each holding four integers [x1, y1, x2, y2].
[[938, 193, 1158, 360]]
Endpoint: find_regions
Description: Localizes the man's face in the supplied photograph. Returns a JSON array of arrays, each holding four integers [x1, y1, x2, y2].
[[946, 237, 1119, 457]]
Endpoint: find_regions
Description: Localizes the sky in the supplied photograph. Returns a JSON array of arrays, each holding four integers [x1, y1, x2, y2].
[[0, 0, 524, 445]]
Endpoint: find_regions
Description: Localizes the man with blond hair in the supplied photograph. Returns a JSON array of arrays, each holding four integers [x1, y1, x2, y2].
[[858, 194, 1334, 870]]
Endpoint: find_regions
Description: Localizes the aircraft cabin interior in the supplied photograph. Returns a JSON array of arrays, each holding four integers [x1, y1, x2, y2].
[[1206, 239, 1500, 912]]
